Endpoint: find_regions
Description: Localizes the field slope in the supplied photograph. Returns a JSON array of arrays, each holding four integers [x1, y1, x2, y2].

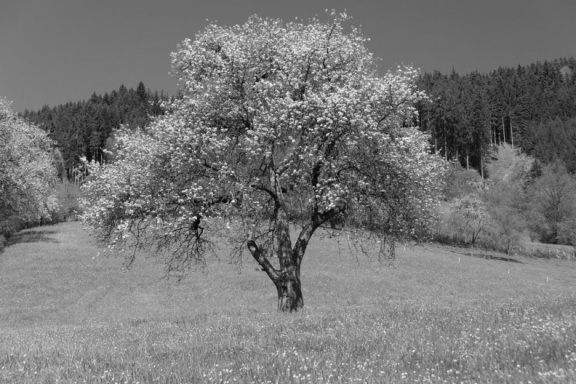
[[0, 222, 575, 383]]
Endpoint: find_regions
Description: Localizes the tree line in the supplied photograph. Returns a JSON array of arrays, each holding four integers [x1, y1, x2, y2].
[[21, 59, 576, 182], [20, 82, 170, 180], [416, 57, 576, 175]]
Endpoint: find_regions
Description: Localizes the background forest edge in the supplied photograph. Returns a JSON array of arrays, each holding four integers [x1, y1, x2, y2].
[[20, 57, 576, 180], [8, 56, 576, 251]]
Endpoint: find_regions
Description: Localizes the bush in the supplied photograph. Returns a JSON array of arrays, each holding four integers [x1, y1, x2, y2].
[[0, 235, 6, 253], [0, 217, 22, 239]]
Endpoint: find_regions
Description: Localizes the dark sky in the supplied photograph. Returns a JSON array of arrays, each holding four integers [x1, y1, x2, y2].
[[1, 0, 575, 112]]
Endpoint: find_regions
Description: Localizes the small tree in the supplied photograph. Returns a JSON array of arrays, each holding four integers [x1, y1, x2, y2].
[[527, 161, 576, 244], [81, 13, 448, 312], [484, 182, 526, 254], [450, 194, 491, 248]]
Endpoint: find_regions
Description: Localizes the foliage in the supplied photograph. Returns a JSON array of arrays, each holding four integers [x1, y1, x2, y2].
[[0, 97, 59, 238], [526, 161, 576, 244], [81, 13, 447, 310], [444, 159, 576, 250]]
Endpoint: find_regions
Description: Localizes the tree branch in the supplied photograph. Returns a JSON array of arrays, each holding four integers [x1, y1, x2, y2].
[[250, 183, 280, 206], [247, 240, 280, 282]]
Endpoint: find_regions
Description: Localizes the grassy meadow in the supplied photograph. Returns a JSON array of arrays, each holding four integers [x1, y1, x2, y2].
[[0, 222, 575, 383]]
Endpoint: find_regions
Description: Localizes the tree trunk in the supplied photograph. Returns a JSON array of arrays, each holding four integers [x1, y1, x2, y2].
[[466, 151, 469, 170], [246, 171, 308, 313], [275, 267, 304, 312], [455, 148, 459, 168], [444, 129, 448, 161], [247, 237, 303, 312], [502, 117, 506, 145], [510, 120, 514, 149], [246, 163, 343, 312], [491, 126, 495, 146]]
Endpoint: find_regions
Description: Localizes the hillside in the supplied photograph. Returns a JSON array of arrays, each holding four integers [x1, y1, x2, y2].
[[0, 222, 574, 382]]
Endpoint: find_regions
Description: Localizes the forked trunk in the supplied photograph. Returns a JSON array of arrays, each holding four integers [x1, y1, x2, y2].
[[246, 165, 332, 312], [246, 196, 310, 312], [247, 238, 305, 312]]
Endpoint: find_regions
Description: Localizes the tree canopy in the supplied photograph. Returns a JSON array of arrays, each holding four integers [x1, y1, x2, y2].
[[81, 13, 448, 311]]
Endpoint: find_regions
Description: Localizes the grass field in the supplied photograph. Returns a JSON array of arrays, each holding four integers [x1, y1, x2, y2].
[[0, 222, 575, 383]]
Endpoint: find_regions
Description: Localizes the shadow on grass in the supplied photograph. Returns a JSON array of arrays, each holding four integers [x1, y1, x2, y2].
[[482, 254, 522, 263], [7, 230, 60, 246]]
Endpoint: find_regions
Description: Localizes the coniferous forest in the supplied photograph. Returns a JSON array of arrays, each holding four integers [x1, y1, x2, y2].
[[20, 82, 169, 179], [20, 58, 576, 180], [15, 57, 576, 248], [415, 57, 576, 175]]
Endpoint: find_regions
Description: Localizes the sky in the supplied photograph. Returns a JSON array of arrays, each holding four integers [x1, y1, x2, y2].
[[1, 0, 575, 112]]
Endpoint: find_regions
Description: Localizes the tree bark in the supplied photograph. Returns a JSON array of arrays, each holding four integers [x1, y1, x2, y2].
[[274, 206, 304, 312], [275, 266, 304, 312], [491, 126, 494, 146], [246, 238, 304, 312]]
